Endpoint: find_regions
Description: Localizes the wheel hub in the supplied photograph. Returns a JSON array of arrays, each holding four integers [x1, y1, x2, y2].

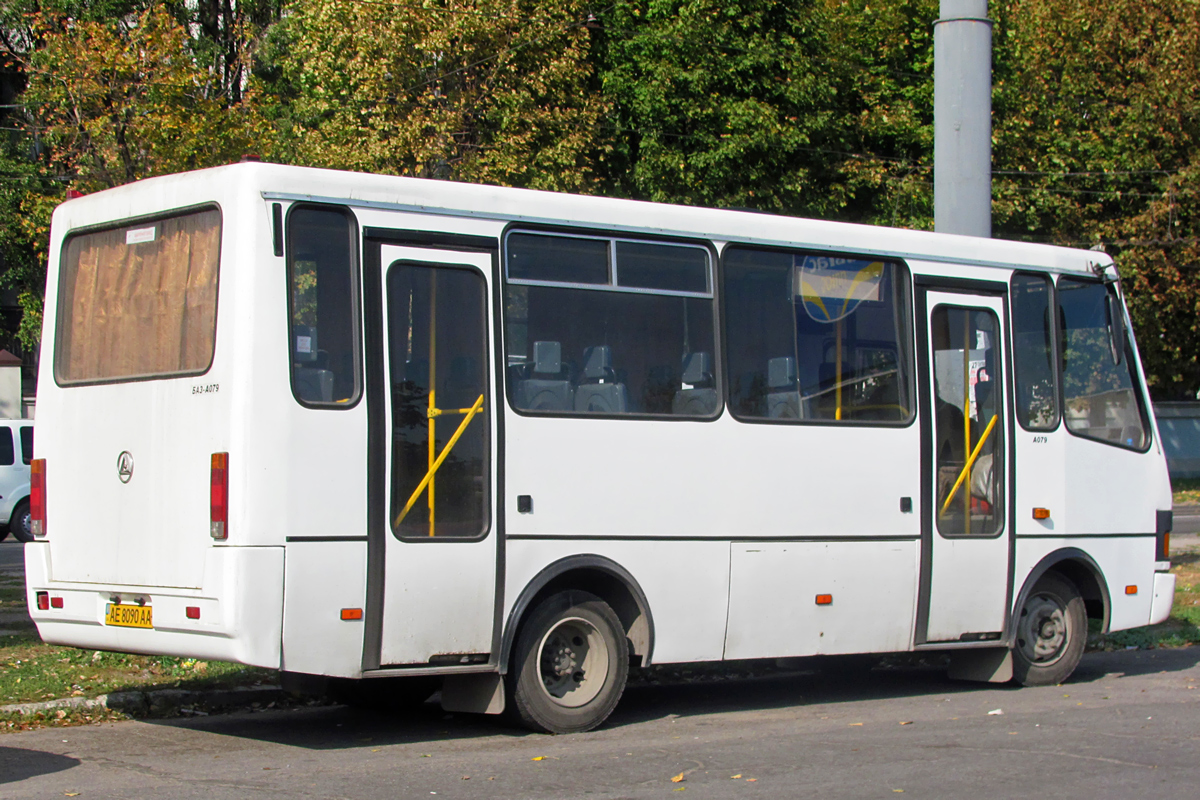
[[536, 617, 610, 708], [1017, 592, 1069, 665]]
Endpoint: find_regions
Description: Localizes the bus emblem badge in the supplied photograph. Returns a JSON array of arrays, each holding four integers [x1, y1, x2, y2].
[[117, 451, 134, 484]]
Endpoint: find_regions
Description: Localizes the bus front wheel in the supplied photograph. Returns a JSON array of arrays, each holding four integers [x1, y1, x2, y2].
[[1013, 572, 1086, 686], [508, 590, 628, 734]]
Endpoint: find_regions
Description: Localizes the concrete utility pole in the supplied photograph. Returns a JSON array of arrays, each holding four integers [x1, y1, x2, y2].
[[934, 0, 993, 237]]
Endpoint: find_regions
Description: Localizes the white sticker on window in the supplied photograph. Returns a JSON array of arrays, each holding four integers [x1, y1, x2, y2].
[[125, 226, 157, 245], [296, 336, 313, 354]]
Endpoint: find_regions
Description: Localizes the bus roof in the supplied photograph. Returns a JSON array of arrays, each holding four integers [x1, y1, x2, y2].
[[52, 162, 1112, 276]]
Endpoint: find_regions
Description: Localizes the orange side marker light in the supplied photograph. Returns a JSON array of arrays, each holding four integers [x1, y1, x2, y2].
[[1032, 508, 1050, 520], [815, 594, 833, 606], [341, 608, 364, 621], [1125, 585, 1138, 596]]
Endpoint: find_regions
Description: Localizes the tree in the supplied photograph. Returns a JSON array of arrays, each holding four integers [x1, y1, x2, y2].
[[990, 0, 1200, 398], [593, 0, 937, 224], [266, 0, 610, 192]]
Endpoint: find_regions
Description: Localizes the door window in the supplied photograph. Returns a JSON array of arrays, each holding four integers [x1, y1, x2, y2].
[[0, 429, 12, 467], [932, 306, 1004, 536], [387, 263, 489, 539]]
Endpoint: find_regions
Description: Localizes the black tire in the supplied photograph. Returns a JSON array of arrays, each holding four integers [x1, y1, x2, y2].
[[9, 501, 32, 543], [327, 676, 439, 712], [507, 590, 629, 734], [1013, 572, 1087, 686]]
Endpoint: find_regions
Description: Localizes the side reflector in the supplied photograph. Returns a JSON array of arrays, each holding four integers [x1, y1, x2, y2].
[[1032, 507, 1050, 520], [815, 594, 833, 606], [210, 453, 228, 540], [1125, 585, 1138, 595], [36, 591, 48, 611], [186, 606, 201, 619], [341, 608, 363, 621], [50, 597, 63, 609], [30, 459, 46, 537], [1163, 533, 1170, 560]]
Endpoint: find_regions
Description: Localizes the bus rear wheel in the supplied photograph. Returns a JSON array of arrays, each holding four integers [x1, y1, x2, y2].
[[1013, 572, 1086, 686], [508, 591, 628, 734]]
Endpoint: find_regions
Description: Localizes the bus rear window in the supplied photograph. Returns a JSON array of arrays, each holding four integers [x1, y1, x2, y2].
[[55, 208, 221, 385]]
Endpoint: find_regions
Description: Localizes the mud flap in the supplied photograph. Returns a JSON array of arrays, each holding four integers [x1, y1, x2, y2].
[[948, 647, 1013, 683], [441, 673, 505, 714]]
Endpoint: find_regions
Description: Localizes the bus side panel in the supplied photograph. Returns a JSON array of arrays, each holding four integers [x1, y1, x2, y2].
[[1013, 536, 1155, 632], [1062, 438, 1169, 536], [281, 542, 367, 677], [505, 540, 730, 664], [723, 541, 918, 659], [28, 543, 284, 668]]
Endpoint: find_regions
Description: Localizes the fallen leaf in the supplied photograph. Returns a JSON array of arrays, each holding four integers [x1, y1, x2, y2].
[[899, 721, 913, 725], [461, 776, 470, 780], [64, 794, 80, 798], [731, 774, 742, 779], [531, 756, 546, 761], [673, 788, 686, 793], [671, 773, 685, 783], [746, 778, 757, 782], [893, 790, 904, 794], [987, 709, 1003, 716], [848, 722, 863, 726]]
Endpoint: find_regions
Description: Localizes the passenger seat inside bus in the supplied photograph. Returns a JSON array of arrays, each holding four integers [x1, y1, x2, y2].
[[766, 356, 806, 419], [672, 352, 718, 415], [575, 346, 628, 413], [514, 341, 574, 411]]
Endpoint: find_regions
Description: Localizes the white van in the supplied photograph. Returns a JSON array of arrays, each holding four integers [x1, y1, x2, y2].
[[0, 420, 33, 542]]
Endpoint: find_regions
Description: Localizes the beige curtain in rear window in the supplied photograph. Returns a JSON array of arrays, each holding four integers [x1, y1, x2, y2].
[[56, 209, 221, 384]]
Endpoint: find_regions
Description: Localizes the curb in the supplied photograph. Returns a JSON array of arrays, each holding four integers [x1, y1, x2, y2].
[[0, 685, 286, 718]]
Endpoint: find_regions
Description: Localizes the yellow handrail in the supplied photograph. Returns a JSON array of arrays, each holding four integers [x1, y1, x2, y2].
[[394, 393, 485, 532], [940, 414, 998, 516]]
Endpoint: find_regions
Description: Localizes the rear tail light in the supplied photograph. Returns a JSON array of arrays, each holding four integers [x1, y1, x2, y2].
[[210, 453, 228, 540], [30, 458, 45, 537], [36, 591, 48, 611]]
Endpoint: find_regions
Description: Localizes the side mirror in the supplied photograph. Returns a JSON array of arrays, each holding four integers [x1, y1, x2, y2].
[[1106, 291, 1126, 366]]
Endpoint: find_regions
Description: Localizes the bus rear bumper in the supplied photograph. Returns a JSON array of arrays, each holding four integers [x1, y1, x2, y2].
[[25, 543, 284, 669], [1149, 571, 1176, 626]]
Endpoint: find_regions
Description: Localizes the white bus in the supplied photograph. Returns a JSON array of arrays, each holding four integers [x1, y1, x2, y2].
[[28, 163, 1176, 733]]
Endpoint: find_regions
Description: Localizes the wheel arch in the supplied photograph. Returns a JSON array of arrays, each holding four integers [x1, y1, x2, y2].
[[1012, 548, 1111, 636], [500, 555, 655, 674]]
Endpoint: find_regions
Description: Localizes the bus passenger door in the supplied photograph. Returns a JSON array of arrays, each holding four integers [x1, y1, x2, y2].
[[917, 288, 1012, 644], [365, 242, 499, 668]]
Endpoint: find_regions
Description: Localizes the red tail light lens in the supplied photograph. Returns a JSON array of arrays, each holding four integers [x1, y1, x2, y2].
[[210, 453, 228, 540], [36, 591, 48, 610], [30, 458, 45, 537]]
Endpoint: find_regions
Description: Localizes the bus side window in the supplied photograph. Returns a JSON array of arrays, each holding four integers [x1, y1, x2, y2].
[[1010, 273, 1059, 430], [723, 247, 913, 424], [1058, 278, 1148, 449], [286, 206, 361, 407], [504, 232, 716, 418]]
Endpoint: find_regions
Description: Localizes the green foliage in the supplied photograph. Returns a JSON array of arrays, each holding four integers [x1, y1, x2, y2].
[[0, 0, 1198, 396], [267, 0, 610, 192], [595, 0, 936, 222]]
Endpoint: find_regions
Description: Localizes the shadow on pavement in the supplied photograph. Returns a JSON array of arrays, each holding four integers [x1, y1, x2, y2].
[[1071, 645, 1200, 680], [0, 747, 80, 784], [128, 644, 1200, 751]]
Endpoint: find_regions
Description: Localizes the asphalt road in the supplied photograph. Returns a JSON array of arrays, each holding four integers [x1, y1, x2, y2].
[[0, 540, 24, 576], [1, 647, 1198, 800]]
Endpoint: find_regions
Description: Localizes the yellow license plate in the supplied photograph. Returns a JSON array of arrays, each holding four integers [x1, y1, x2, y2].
[[105, 603, 152, 629]]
